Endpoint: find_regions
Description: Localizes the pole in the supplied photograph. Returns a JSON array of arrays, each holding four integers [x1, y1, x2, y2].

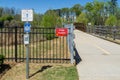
[[26, 44, 29, 79], [25, 23, 30, 79], [15, 26, 18, 62]]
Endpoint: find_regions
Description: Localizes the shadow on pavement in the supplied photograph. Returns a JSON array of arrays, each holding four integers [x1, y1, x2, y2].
[[74, 48, 82, 65], [30, 65, 52, 78]]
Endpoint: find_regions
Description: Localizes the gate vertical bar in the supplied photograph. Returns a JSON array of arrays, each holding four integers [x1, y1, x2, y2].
[[15, 26, 18, 62]]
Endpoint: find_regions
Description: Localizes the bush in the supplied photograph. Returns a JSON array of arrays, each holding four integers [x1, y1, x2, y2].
[[0, 55, 4, 59], [45, 34, 56, 40], [44, 29, 56, 40], [105, 15, 117, 26], [0, 55, 5, 69]]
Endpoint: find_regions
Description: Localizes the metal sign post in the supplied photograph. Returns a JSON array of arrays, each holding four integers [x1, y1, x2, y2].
[[65, 24, 75, 64], [26, 42, 29, 79], [24, 33, 30, 79], [22, 9, 33, 80]]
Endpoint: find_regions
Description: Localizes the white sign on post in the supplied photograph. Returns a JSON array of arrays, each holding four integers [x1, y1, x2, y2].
[[24, 34, 29, 45], [21, 9, 33, 21]]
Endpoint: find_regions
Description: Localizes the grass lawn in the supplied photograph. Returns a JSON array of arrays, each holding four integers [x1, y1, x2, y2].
[[1, 63, 79, 80]]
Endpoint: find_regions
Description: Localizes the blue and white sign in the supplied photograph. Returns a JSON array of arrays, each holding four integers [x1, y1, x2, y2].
[[24, 22, 31, 33]]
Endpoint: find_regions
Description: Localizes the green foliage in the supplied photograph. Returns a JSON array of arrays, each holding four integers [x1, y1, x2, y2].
[[108, 0, 117, 15], [3, 20, 23, 27], [85, 2, 93, 12], [31, 13, 43, 26], [14, 14, 21, 21], [41, 10, 61, 28], [85, 1, 104, 25], [117, 19, 120, 26], [77, 12, 88, 25], [61, 8, 70, 13], [0, 54, 4, 59], [105, 15, 117, 26], [115, 8, 120, 20], [93, 1, 104, 11], [45, 34, 55, 40], [44, 29, 56, 40], [71, 4, 83, 16], [0, 0, 119, 27], [41, 10, 57, 39], [0, 15, 13, 22], [0, 54, 5, 69]]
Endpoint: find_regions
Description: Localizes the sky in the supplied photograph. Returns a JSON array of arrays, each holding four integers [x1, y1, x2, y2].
[[0, 0, 120, 14]]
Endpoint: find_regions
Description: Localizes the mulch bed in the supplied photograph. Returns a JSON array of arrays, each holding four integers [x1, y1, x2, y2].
[[0, 62, 16, 79]]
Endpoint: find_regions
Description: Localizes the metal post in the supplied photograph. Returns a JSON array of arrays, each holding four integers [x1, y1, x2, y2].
[[26, 44, 29, 79], [65, 24, 75, 64], [15, 26, 17, 62], [113, 31, 116, 40], [69, 24, 74, 64], [113, 26, 116, 40], [24, 22, 30, 79]]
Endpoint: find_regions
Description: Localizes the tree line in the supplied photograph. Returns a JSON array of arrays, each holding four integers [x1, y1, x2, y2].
[[0, 0, 120, 28]]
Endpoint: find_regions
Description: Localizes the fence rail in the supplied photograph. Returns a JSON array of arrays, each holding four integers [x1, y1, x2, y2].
[[86, 26, 120, 40], [0, 26, 70, 63]]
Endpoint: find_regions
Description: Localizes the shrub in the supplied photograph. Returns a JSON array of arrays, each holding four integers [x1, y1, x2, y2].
[[105, 15, 117, 26], [0, 55, 5, 69], [0, 55, 4, 59]]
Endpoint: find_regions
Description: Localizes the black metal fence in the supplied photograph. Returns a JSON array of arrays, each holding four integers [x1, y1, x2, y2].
[[0, 27, 70, 63], [86, 26, 120, 40]]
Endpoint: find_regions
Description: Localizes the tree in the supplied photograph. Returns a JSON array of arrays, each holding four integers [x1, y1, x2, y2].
[[0, 15, 13, 22], [85, 2, 93, 12], [31, 13, 43, 26], [105, 15, 117, 26], [61, 8, 70, 13], [77, 12, 88, 25], [115, 7, 120, 20], [14, 14, 21, 21], [117, 19, 120, 26], [41, 10, 61, 28], [85, 1, 104, 25], [85, 2, 94, 24], [107, 0, 117, 15], [111, 0, 117, 14], [71, 4, 83, 16], [0, 7, 3, 17]]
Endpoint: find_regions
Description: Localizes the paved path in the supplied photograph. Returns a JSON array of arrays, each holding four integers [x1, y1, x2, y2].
[[74, 30, 120, 80]]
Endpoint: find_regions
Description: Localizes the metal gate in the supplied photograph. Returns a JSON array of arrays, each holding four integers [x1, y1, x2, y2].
[[0, 27, 71, 63]]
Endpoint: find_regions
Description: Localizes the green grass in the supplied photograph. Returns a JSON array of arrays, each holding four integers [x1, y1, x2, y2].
[[41, 66, 78, 80], [1, 63, 79, 80]]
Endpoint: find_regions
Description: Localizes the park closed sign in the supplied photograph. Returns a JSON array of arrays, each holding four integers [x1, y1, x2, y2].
[[56, 28, 68, 36]]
